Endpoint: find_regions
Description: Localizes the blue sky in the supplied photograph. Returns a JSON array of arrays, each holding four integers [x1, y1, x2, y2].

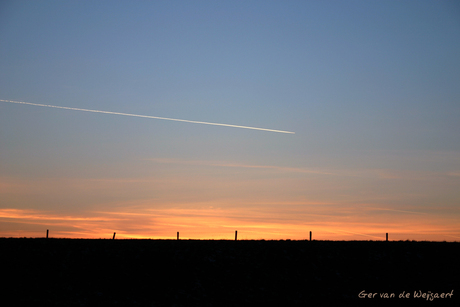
[[1, 0, 459, 240]]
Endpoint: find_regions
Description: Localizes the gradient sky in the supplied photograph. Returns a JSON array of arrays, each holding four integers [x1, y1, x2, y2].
[[1, 0, 459, 240]]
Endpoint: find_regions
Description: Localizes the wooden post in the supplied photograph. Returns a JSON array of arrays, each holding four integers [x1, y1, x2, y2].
[[235, 230, 238, 241], [310, 231, 312, 241], [113, 232, 116, 239], [386, 233, 388, 242], [46, 229, 49, 239], [177, 232, 179, 240]]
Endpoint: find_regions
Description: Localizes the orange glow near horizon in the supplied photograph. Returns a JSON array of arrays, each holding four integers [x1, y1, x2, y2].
[[1, 207, 459, 242], [1, 163, 459, 242]]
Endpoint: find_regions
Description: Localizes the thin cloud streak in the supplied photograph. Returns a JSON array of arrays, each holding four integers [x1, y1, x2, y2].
[[0, 208, 124, 222], [147, 158, 335, 175], [365, 207, 427, 215], [1, 99, 295, 134], [326, 229, 383, 240], [147, 158, 454, 180]]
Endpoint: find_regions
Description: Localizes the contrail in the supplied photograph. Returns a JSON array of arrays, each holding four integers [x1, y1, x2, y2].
[[1, 99, 295, 134]]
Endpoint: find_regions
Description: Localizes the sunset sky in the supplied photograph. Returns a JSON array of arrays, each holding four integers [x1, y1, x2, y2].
[[1, 0, 459, 241]]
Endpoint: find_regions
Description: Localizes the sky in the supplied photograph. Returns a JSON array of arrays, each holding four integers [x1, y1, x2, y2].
[[1, 0, 459, 241]]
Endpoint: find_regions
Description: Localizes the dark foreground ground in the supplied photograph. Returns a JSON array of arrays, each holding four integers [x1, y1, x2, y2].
[[1, 239, 459, 306]]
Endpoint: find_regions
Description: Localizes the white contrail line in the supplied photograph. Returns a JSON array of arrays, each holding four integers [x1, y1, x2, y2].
[[1, 99, 295, 134]]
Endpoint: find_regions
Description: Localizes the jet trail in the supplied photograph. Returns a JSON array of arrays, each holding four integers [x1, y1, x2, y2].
[[1, 99, 295, 134]]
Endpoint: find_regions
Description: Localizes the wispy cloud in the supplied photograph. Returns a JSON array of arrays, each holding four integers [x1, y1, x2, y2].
[[361, 206, 427, 215], [0, 209, 126, 238], [147, 158, 336, 175], [146, 158, 452, 181], [0, 208, 124, 222]]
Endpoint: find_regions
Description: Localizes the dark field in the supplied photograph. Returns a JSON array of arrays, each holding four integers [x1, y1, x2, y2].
[[1, 238, 459, 306]]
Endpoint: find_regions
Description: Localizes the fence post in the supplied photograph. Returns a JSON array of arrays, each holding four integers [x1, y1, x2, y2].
[[46, 229, 49, 239], [235, 230, 238, 241], [113, 232, 116, 239], [177, 232, 179, 240], [386, 233, 388, 242], [310, 231, 312, 241]]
